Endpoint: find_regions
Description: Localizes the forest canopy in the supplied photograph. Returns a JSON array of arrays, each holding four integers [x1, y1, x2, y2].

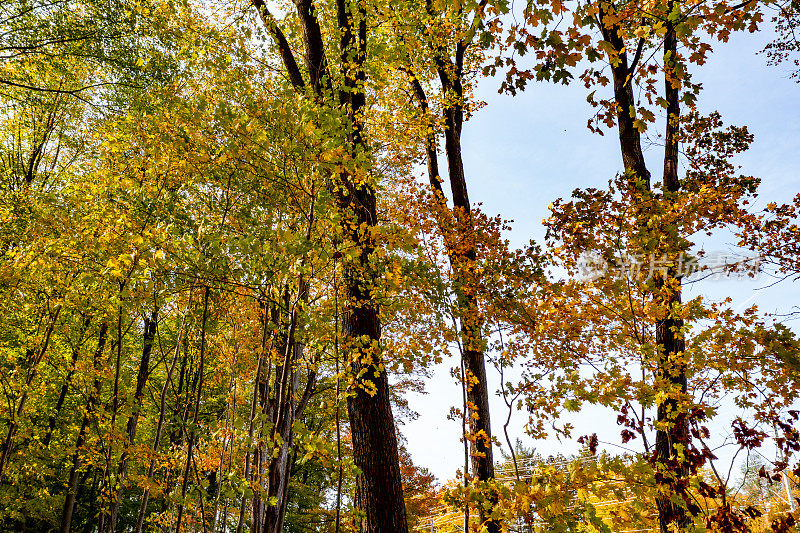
[[1, 0, 800, 532]]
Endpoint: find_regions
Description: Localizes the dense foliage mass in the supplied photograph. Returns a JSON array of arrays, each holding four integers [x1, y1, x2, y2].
[[1, 0, 800, 532]]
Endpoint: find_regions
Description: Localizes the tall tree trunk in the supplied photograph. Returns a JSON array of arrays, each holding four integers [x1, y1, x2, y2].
[[337, 3, 409, 530], [237, 301, 270, 533], [175, 287, 210, 533], [108, 310, 157, 532], [262, 199, 317, 533], [261, 299, 297, 533], [408, 45, 498, 530], [60, 322, 109, 533], [441, 106, 498, 533], [334, 309, 343, 533], [251, 1, 409, 530], [598, 2, 690, 530], [135, 292, 193, 533], [262, 335, 316, 533], [654, 8, 690, 532]]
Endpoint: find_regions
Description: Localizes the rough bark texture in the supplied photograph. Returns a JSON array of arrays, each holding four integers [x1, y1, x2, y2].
[[410, 9, 499, 526], [252, 1, 410, 531], [338, 3, 409, 529], [344, 300, 408, 533], [599, 3, 690, 531]]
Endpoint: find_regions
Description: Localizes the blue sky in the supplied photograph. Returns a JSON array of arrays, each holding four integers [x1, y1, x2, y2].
[[403, 27, 800, 482]]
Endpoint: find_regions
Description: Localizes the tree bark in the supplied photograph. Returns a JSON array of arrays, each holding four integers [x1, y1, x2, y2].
[[135, 292, 193, 533], [261, 197, 317, 533], [598, 3, 690, 530], [175, 286, 210, 533], [261, 303, 299, 533], [654, 8, 690, 532], [408, 19, 498, 526], [60, 322, 108, 533], [337, 2, 409, 530], [108, 310, 157, 532], [597, 1, 650, 188], [251, 2, 409, 531], [237, 299, 273, 533]]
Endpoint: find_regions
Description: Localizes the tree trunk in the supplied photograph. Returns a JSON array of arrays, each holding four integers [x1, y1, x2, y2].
[[598, 3, 691, 530], [443, 124, 498, 533], [597, 2, 650, 188], [251, 1, 410, 531], [262, 322, 298, 533], [262, 204, 317, 533], [337, 3, 409, 529], [175, 287, 210, 533], [237, 300, 270, 533], [60, 322, 108, 533], [135, 292, 193, 533], [654, 10, 690, 532], [109, 310, 157, 532], [409, 43, 498, 530]]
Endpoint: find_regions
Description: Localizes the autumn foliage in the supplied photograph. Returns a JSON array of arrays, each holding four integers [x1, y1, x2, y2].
[[1, 0, 800, 532]]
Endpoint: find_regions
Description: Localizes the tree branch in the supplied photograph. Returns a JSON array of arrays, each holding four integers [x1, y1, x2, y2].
[[401, 66, 445, 197], [628, 37, 646, 76], [296, 0, 330, 96], [251, 0, 306, 91]]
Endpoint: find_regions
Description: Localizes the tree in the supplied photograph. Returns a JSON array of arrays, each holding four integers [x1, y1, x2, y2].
[[492, 0, 800, 531], [246, 1, 411, 530], [384, 1, 511, 530]]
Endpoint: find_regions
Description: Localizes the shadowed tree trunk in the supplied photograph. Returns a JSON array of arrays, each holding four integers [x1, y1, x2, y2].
[[260, 201, 317, 533], [135, 292, 194, 533], [597, 2, 690, 530], [261, 290, 316, 532], [108, 309, 158, 532], [60, 321, 108, 533], [250, 1, 409, 531], [236, 300, 268, 533], [175, 287, 210, 533]]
